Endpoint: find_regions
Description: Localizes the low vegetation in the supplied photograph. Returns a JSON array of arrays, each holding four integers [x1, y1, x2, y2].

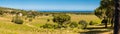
[[52, 14, 71, 28], [0, 7, 113, 34], [11, 14, 23, 24], [69, 22, 78, 28], [78, 20, 88, 29]]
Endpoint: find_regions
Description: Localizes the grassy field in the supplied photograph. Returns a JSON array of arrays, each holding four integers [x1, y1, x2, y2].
[[0, 14, 112, 34]]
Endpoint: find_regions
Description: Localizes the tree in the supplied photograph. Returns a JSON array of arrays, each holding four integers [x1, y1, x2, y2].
[[114, 0, 120, 34], [11, 13, 23, 24], [95, 0, 114, 27], [101, 17, 108, 28], [52, 14, 71, 28], [95, 7, 105, 19]]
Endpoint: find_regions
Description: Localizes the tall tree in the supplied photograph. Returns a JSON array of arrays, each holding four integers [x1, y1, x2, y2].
[[95, 0, 114, 27], [114, 0, 120, 34]]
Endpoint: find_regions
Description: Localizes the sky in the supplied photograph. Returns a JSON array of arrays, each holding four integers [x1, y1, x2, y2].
[[0, 0, 100, 11]]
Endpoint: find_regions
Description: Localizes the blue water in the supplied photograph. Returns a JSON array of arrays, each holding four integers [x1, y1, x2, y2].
[[38, 11, 94, 13]]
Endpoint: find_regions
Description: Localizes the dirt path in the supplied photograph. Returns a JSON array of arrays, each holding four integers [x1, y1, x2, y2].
[[80, 25, 113, 34], [100, 30, 113, 34]]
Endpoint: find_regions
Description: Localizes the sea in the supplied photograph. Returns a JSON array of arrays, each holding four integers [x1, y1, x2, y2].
[[38, 11, 94, 13]]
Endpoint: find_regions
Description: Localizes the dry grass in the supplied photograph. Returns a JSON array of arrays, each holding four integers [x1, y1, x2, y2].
[[0, 14, 112, 34]]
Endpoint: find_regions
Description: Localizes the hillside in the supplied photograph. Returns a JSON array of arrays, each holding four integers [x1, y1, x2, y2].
[[0, 7, 113, 34], [0, 7, 26, 11], [0, 13, 103, 34]]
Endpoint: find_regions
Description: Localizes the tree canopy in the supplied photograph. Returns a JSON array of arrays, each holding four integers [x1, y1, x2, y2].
[[95, 0, 114, 19]]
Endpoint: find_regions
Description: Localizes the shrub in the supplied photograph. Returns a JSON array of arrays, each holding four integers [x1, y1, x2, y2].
[[45, 14, 49, 16], [15, 19, 23, 24], [41, 23, 60, 29], [53, 24, 58, 29], [28, 18, 33, 21], [78, 20, 87, 29], [11, 15, 23, 24], [41, 23, 55, 29], [0, 11, 4, 15], [27, 15, 34, 22], [69, 22, 78, 28], [12, 18, 23, 24], [52, 14, 71, 28], [47, 19, 50, 22], [10, 11, 17, 15]]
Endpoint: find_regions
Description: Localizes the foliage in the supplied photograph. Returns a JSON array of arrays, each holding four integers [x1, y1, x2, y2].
[[11, 15, 23, 24], [41, 21, 79, 29], [95, 0, 114, 27], [53, 14, 71, 24], [44, 14, 49, 16], [10, 11, 17, 15], [41, 24, 54, 29], [101, 18, 108, 24], [41, 23, 58, 29], [28, 18, 33, 22], [78, 20, 87, 29], [95, 0, 114, 19], [94, 7, 104, 19], [52, 14, 71, 28], [0, 11, 4, 15], [97, 0, 114, 18], [69, 22, 78, 28], [20, 11, 27, 16]]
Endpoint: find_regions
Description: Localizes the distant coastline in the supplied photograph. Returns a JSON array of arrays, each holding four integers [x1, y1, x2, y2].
[[38, 11, 94, 13]]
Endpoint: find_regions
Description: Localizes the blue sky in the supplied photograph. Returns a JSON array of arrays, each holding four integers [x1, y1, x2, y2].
[[0, 0, 100, 11]]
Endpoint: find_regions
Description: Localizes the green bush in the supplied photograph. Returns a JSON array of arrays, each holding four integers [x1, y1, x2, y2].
[[41, 23, 70, 29], [41, 23, 55, 29], [11, 15, 23, 24], [78, 20, 87, 29], [53, 24, 58, 29], [52, 14, 71, 28], [28, 18, 33, 21], [27, 15, 34, 22], [69, 22, 78, 28], [15, 19, 23, 24], [12, 18, 23, 24], [0, 11, 4, 15]]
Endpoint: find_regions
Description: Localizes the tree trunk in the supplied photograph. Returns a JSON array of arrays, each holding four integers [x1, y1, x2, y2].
[[111, 17, 114, 27], [105, 23, 107, 28], [114, 0, 120, 34]]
